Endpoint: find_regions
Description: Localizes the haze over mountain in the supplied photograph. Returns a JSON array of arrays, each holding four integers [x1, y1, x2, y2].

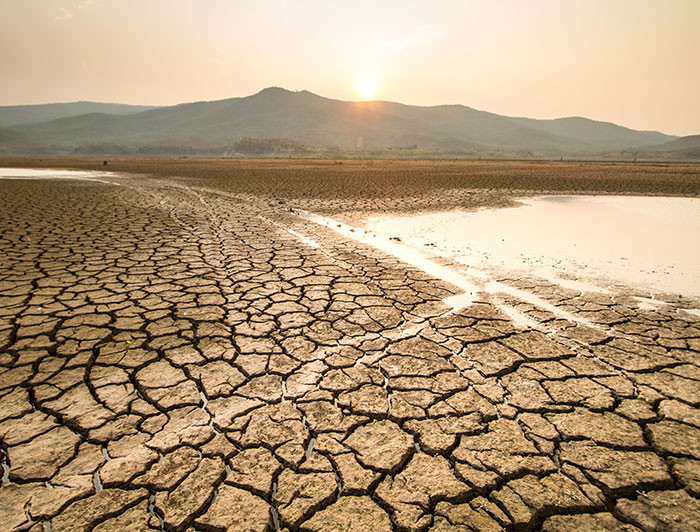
[[0, 102, 159, 129], [1, 87, 696, 160], [642, 134, 700, 160]]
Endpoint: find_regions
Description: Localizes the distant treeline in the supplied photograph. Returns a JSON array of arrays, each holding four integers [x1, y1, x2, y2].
[[1, 136, 698, 162], [228, 138, 315, 156], [226, 137, 554, 159], [71, 143, 228, 157]]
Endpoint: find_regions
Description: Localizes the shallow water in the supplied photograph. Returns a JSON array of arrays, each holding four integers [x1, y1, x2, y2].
[[298, 209, 482, 303], [0, 168, 118, 184], [363, 195, 700, 299], [299, 206, 606, 327]]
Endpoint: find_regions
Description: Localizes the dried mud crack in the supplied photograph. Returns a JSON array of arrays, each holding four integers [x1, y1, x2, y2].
[[1, 168, 699, 532]]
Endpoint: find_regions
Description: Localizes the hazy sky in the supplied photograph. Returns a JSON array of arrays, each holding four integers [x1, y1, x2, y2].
[[1, 0, 699, 135]]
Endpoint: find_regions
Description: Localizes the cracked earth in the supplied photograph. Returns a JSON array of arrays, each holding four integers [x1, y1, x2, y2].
[[1, 169, 699, 531]]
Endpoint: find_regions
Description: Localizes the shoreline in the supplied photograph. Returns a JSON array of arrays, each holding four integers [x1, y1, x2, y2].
[[356, 196, 700, 304], [3, 158, 699, 232], [2, 157, 698, 199]]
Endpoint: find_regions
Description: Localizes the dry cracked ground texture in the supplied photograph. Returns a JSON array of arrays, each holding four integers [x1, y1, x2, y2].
[[1, 176, 699, 532]]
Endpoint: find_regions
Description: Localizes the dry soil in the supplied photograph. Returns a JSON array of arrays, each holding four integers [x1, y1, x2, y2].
[[0, 158, 699, 531]]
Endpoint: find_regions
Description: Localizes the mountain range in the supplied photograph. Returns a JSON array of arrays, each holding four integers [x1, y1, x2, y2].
[[0, 87, 697, 160]]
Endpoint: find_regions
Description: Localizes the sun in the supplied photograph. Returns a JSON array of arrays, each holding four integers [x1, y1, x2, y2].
[[357, 80, 378, 101]]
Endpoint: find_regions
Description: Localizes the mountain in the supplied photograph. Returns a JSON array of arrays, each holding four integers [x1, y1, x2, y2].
[[0, 87, 689, 158], [510, 116, 672, 151], [635, 134, 700, 160], [0, 102, 160, 129]]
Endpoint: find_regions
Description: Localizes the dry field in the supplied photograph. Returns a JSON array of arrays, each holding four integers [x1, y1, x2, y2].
[[3, 157, 700, 213], [1, 158, 699, 531]]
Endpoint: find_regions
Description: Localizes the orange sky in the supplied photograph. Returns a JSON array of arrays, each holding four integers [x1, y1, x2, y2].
[[1, 0, 698, 135]]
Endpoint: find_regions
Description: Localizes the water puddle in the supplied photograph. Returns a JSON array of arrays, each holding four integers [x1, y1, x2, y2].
[[287, 229, 320, 248], [1, 448, 10, 483], [0, 168, 120, 185], [148, 493, 165, 531], [270, 480, 282, 531], [299, 195, 700, 330], [634, 296, 668, 311], [305, 436, 316, 460], [361, 196, 700, 300], [92, 470, 103, 493], [296, 209, 481, 308], [298, 207, 611, 329], [484, 280, 599, 329], [488, 297, 541, 329]]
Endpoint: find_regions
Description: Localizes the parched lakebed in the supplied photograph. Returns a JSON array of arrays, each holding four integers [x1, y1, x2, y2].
[[1, 163, 699, 532]]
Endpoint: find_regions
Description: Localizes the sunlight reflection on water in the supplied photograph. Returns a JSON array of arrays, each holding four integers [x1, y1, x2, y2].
[[364, 195, 700, 299], [0, 168, 118, 184]]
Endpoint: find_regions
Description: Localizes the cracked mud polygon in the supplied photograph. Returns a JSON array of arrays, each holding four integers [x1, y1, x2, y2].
[[1, 159, 699, 532]]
